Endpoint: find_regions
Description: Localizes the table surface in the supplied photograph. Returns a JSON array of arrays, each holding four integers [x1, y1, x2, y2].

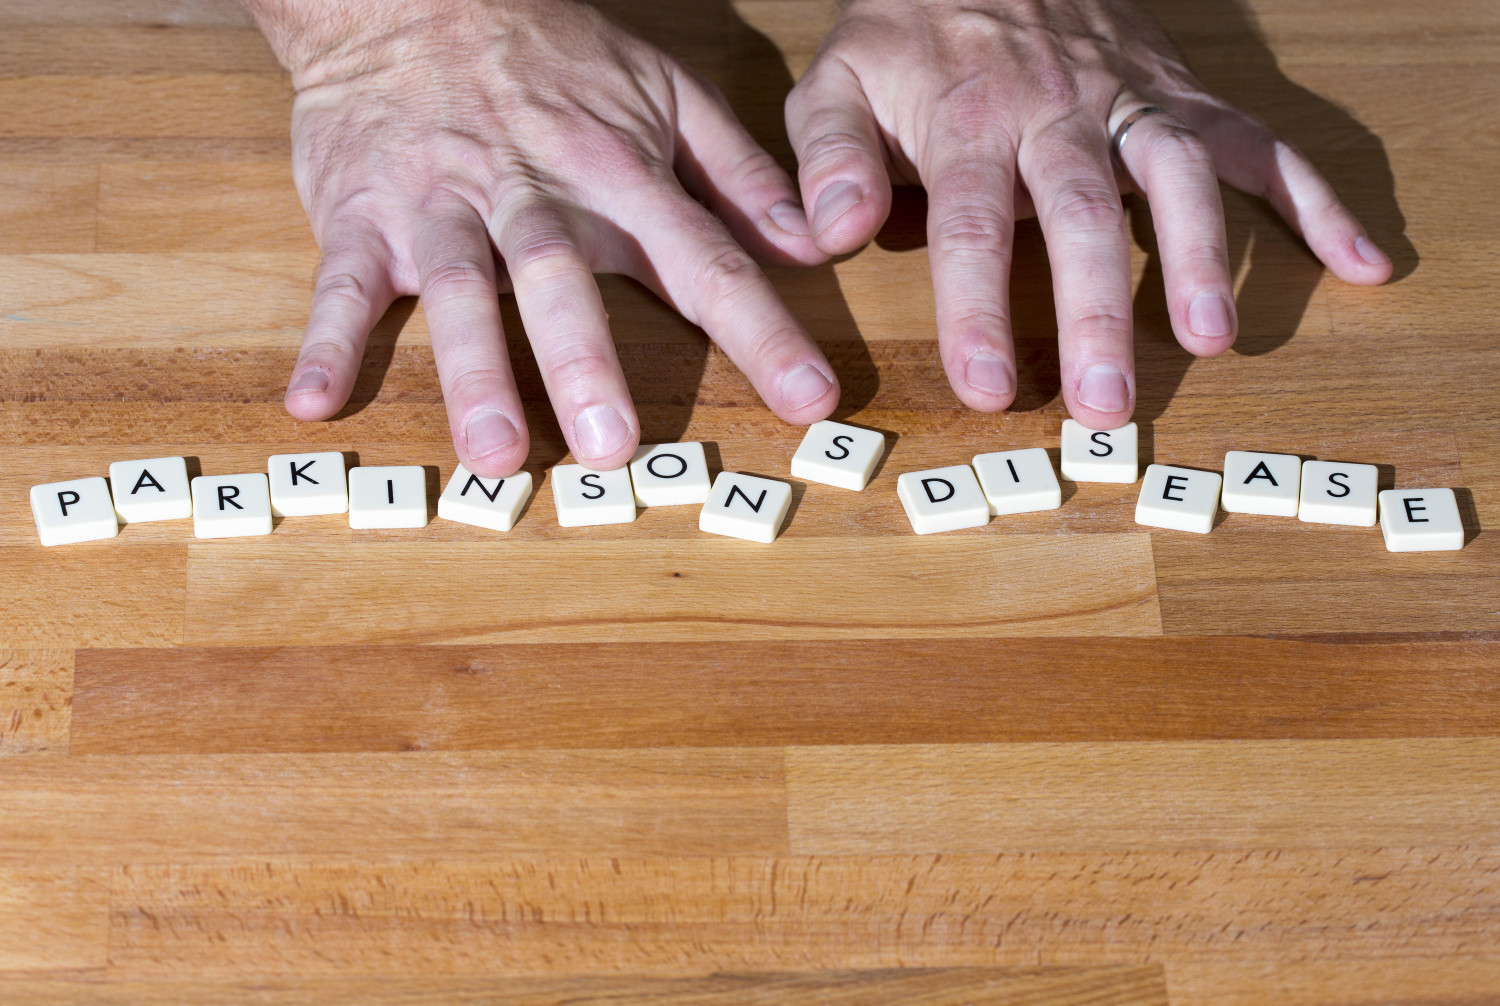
[[2, 0, 1498, 1001]]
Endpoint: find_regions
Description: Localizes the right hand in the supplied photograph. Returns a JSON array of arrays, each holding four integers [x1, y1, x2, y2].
[[245, 0, 839, 476]]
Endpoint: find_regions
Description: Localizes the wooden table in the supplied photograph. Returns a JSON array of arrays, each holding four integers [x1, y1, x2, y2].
[[2, 0, 1497, 1001]]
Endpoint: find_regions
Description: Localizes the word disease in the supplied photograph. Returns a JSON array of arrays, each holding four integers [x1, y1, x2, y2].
[[31, 420, 1464, 552]]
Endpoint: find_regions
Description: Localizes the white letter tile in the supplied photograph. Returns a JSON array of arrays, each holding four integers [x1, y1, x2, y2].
[[629, 443, 712, 506], [1220, 451, 1301, 516], [108, 456, 192, 523], [348, 466, 428, 529], [1298, 460, 1378, 527], [31, 476, 119, 546], [552, 464, 636, 527], [1379, 488, 1464, 552], [1060, 419, 1138, 483], [1135, 464, 1223, 534], [438, 464, 533, 532], [191, 473, 272, 539], [699, 472, 792, 543], [972, 447, 1061, 516], [790, 420, 886, 491], [268, 451, 348, 517], [896, 464, 990, 535]]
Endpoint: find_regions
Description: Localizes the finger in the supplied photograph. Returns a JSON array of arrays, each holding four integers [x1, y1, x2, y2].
[[285, 218, 396, 421], [621, 185, 839, 424], [673, 67, 824, 268], [491, 199, 639, 472], [1023, 126, 1136, 430], [785, 56, 892, 256], [1192, 105, 1392, 285], [922, 138, 1020, 411], [1111, 103, 1237, 356], [412, 204, 530, 478]]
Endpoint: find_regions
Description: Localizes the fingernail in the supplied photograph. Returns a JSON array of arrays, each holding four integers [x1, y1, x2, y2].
[[812, 181, 863, 236], [1188, 292, 1234, 338], [1355, 235, 1389, 266], [573, 404, 631, 461], [1077, 364, 1131, 414], [287, 369, 329, 395], [964, 352, 1014, 397], [768, 200, 811, 236], [465, 409, 519, 459], [779, 363, 834, 411]]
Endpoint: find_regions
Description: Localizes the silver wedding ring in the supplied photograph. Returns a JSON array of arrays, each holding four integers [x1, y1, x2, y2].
[[1111, 105, 1168, 156]]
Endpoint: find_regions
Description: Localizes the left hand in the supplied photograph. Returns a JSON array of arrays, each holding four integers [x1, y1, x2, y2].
[[785, 0, 1393, 429]]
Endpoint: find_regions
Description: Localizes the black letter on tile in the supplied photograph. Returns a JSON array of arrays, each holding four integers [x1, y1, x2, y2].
[[1244, 461, 1278, 485], [1163, 474, 1189, 502], [1403, 497, 1429, 522], [922, 478, 955, 503], [825, 435, 853, 461], [386, 480, 395, 505], [131, 469, 165, 494], [1089, 432, 1113, 457], [1006, 458, 1020, 482], [217, 485, 242, 510], [647, 453, 688, 479], [1326, 472, 1351, 497], [289, 460, 319, 485], [726, 484, 767, 512], [57, 490, 81, 516], [580, 474, 606, 500], [461, 475, 503, 502]]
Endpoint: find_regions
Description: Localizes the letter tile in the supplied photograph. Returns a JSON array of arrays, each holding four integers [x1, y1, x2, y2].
[[699, 472, 793, 543], [972, 447, 1062, 516], [348, 466, 428, 529], [896, 464, 990, 535], [1135, 464, 1223, 534], [790, 420, 886, 491], [268, 451, 348, 517], [1220, 450, 1301, 516], [1060, 419, 1138, 483], [629, 443, 712, 506], [108, 456, 192, 523], [191, 473, 272, 539], [438, 464, 533, 532], [30, 476, 119, 546], [552, 464, 636, 527], [1379, 488, 1465, 552], [1298, 460, 1378, 527]]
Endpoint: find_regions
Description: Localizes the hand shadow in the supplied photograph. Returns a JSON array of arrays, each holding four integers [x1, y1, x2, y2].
[[875, 0, 1413, 422]]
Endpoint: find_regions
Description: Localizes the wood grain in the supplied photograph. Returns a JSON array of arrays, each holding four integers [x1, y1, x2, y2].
[[69, 638, 1500, 754], [1164, 961, 1500, 1006], [0, 750, 788, 865], [784, 740, 1500, 854], [0, 545, 185, 647], [0, 968, 1171, 1005], [0, 163, 97, 253], [106, 851, 1500, 976], [179, 537, 1162, 645], [0, 868, 109, 973], [0, 649, 72, 755]]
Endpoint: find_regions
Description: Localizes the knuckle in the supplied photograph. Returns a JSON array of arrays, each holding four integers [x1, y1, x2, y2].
[[446, 366, 515, 405], [539, 341, 617, 395], [1144, 125, 1213, 170], [932, 204, 1010, 257], [1070, 306, 1133, 337], [800, 127, 877, 180], [423, 257, 493, 298], [313, 269, 373, 308], [1050, 184, 1124, 232], [692, 244, 763, 305]]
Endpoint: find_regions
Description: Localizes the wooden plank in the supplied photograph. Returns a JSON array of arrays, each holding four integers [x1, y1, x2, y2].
[[0, 164, 96, 253], [105, 850, 1500, 976], [0, 968, 1170, 1005], [179, 537, 1161, 645], [97, 162, 311, 253], [69, 638, 1500, 755], [0, 868, 108, 973], [1, 649, 71, 755], [1165, 960, 1500, 1005], [0, 0, 254, 26], [0, 750, 787, 865], [784, 740, 1500, 854], [0, 75, 290, 139], [1154, 531, 1500, 636], [0, 27, 280, 75], [0, 545, 185, 648]]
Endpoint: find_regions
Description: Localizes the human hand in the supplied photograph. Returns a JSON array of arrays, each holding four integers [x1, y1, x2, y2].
[[786, 0, 1392, 429], [243, 0, 839, 476]]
